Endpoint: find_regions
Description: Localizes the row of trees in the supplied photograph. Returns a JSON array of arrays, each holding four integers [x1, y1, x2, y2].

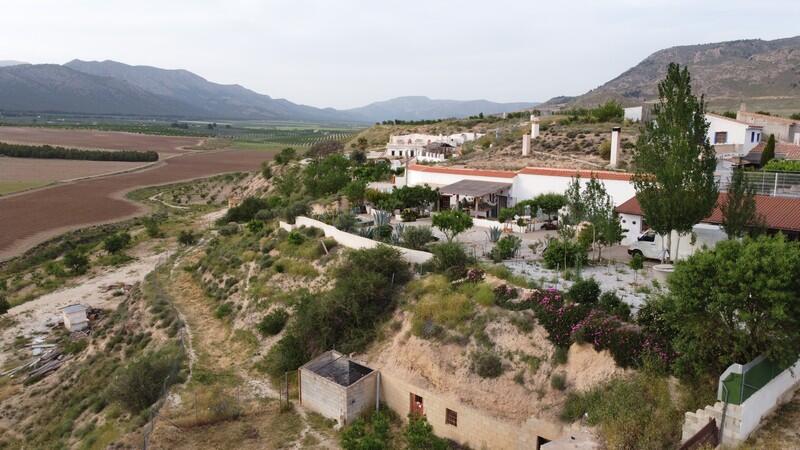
[[0, 142, 158, 162]]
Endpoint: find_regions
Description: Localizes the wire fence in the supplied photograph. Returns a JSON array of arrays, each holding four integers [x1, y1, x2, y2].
[[141, 329, 188, 449]]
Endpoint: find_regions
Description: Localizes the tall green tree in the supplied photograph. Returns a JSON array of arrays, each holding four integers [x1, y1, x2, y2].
[[721, 169, 760, 238], [656, 235, 800, 379], [632, 63, 718, 262], [760, 134, 776, 167]]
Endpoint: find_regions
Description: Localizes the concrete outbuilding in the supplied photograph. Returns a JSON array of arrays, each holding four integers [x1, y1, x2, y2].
[[299, 350, 378, 427], [61, 304, 88, 331]]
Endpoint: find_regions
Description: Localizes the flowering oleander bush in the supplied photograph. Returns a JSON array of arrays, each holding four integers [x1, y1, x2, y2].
[[465, 268, 485, 283]]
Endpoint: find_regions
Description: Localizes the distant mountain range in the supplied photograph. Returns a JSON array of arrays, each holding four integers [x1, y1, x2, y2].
[[544, 35, 800, 113], [0, 60, 536, 123], [343, 96, 536, 122]]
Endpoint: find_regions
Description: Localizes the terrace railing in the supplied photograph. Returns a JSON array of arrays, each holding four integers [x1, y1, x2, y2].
[[719, 171, 800, 198]]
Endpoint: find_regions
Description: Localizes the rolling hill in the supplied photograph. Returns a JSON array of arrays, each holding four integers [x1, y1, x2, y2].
[[546, 35, 800, 114]]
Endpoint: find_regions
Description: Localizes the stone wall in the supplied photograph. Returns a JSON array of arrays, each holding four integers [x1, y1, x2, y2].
[[378, 369, 563, 450]]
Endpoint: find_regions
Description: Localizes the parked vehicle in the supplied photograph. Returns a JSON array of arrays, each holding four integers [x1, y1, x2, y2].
[[627, 230, 668, 261]]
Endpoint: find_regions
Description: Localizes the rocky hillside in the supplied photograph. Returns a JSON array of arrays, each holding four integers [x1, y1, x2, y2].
[[548, 36, 800, 114]]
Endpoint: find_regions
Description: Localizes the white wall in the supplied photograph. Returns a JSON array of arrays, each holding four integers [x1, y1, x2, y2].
[[738, 358, 800, 440], [619, 213, 643, 245], [706, 114, 762, 155], [407, 168, 514, 188], [511, 173, 636, 207], [624, 106, 643, 122], [279, 217, 433, 264]]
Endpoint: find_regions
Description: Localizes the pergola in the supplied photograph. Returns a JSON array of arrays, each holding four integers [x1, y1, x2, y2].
[[439, 179, 511, 218]]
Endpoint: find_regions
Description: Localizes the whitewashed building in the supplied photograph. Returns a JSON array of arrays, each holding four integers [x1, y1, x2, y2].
[[385, 132, 483, 159], [706, 113, 763, 158]]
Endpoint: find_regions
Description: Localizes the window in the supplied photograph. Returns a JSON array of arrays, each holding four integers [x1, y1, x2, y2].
[[751, 131, 757, 142], [639, 231, 655, 242], [410, 393, 424, 416], [445, 408, 458, 426], [714, 131, 728, 144]]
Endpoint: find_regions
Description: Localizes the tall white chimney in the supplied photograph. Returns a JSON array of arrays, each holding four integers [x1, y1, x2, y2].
[[522, 134, 530, 156], [531, 115, 540, 139], [794, 133, 800, 146], [610, 127, 621, 168]]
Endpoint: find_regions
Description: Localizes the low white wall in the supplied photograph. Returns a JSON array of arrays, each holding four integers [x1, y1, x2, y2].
[[738, 358, 800, 440], [279, 217, 433, 264]]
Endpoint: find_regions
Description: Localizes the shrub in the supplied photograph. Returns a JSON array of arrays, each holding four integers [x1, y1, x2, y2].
[[257, 308, 289, 336], [530, 290, 590, 348], [63, 251, 89, 275], [334, 213, 358, 232], [567, 278, 601, 304], [560, 374, 682, 449], [221, 197, 271, 223], [178, 230, 197, 246], [219, 223, 239, 236], [542, 239, 588, 269], [287, 230, 306, 245], [471, 283, 495, 306], [400, 209, 418, 222], [214, 303, 234, 319], [246, 220, 264, 234], [430, 242, 471, 279], [490, 235, 522, 262], [552, 346, 569, 365], [402, 226, 434, 250], [108, 345, 184, 414], [0, 296, 9, 315], [103, 232, 131, 254], [465, 267, 485, 283], [598, 291, 631, 320], [405, 415, 448, 450], [493, 284, 519, 304], [341, 409, 392, 450], [550, 372, 567, 390], [471, 351, 504, 378]]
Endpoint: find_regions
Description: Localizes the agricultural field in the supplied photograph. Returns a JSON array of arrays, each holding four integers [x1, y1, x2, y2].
[[0, 157, 149, 195], [0, 148, 274, 261], [0, 126, 203, 156]]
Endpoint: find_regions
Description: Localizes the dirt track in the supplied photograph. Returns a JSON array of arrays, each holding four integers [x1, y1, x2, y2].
[[0, 148, 273, 261]]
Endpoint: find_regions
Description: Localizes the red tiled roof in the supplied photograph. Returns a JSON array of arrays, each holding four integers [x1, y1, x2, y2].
[[407, 164, 633, 181], [407, 164, 516, 178], [616, 194, 800, 232], [747, 142, 800, 161], [518, 167, 633, 181]]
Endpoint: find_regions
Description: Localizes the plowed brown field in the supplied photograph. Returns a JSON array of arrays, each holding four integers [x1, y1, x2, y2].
[[0, 126, 203, 155], [0, 148, 273, 261]]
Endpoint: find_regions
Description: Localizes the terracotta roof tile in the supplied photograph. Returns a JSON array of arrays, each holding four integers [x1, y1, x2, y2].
[[518, 167, 633, 181], [616, 194, 800, 232], [407, 164, 633, 181], [407, 164, 516, 178]]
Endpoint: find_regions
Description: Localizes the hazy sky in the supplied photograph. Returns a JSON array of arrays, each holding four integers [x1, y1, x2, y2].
[[2, 0, 799, 109]]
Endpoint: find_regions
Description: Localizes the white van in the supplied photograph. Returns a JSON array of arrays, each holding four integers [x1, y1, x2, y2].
[[628, 225, 728, 261], [627, 230, 668, 260]]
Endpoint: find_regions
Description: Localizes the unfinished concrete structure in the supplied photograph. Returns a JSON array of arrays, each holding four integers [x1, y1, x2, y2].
[[299, 350, 378, 426], [61, 304, 88, 331]]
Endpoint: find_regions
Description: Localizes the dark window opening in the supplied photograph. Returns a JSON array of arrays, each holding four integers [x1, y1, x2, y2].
[[445, 408, 457, 426], [409, 393, 424, 416]]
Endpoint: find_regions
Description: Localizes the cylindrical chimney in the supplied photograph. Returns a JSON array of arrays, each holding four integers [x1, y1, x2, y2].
[[531, 116, 540, 139], [610, 127, 621, 168], [522, 134, 531, 156]]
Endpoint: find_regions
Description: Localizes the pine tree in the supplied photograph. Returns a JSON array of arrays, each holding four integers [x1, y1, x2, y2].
[[760, 134, 776, 167], [632, 63, 718, 262], [721, 168, 760, 238]]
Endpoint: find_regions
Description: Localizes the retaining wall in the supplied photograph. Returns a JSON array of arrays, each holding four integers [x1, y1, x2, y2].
[[279, 216, 433, 264]]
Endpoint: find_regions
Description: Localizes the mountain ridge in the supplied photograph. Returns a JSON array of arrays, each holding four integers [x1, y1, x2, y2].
[[0, 60, 537, 123], [543, 35, 800, 113]]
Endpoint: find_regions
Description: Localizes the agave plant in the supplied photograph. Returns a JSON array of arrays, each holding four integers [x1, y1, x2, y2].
[[486, 226, 502, 243], [391, 223, 405, 245], [373, 209, 392, 227], [357, 226, 375, 239]]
